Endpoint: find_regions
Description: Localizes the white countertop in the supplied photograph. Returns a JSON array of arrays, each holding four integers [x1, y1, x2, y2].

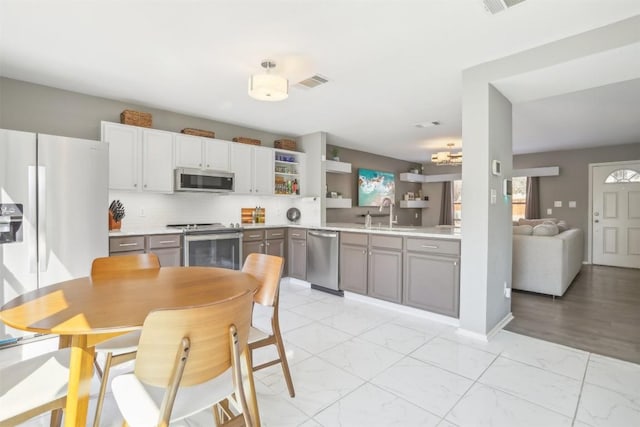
[[109, 223, 461, 240]]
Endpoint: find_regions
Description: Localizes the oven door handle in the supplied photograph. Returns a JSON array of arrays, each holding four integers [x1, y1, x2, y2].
[[184, 233, 242, 242]]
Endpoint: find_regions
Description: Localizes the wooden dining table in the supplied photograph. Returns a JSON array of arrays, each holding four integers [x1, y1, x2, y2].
[[0, 266, 261, 427]]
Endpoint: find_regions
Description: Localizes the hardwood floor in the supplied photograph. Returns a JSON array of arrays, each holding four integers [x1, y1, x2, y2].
[[506, 264, 640, 364]]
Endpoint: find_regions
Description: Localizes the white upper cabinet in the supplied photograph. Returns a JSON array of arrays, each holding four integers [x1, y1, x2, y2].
[[253, 146, 274, 194], [102, 122, 174, 193], [141, 129, 174, 192], [174, 134, 203, 169], [230, 143, 274, 194], [175, 134, 230, 171], [103, 122, 139, 191], [204, 139, 231, 171]]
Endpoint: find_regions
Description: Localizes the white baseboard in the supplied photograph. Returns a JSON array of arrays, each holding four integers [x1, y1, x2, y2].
[[281, 278, 461, 328], [344, 292, 460, 327], [456, 312, 514, 342]]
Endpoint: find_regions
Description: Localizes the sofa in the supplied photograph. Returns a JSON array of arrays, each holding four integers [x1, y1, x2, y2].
[[512, 224, 584, 297]]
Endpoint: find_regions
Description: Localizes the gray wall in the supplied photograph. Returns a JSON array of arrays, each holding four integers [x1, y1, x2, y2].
[[514, 142, 640, 259], [420, 143, 640, 258], [0, 77, 291, 144], [326, 144, 423, 226]]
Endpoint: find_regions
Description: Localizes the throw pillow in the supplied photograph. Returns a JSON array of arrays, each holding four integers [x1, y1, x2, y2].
[[533, 223, 559, 236], [519, 218, 558, 227], [513, 225, 533, 235], [556, 220, 569, 232]]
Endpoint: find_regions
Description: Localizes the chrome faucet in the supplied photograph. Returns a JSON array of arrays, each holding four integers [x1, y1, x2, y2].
[[379, 197, 398, 228]]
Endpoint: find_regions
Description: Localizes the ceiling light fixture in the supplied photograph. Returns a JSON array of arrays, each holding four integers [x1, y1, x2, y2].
[[431, 143, 462, 166], [248, 60, 288, 101]]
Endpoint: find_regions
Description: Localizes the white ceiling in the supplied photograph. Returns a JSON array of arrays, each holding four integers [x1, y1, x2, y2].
[[1, 0, 639, 161]]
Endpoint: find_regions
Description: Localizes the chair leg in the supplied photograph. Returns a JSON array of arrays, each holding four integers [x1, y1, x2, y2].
[[273, 325, 295, 397], [93, 352, 114, 427], [50, 409, 63, 427]]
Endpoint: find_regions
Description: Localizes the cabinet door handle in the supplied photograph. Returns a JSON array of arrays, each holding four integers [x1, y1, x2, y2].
[[133, 183, 137, 187], [158, 240, 176, 244], [362, 250, 366, 254], [266, 242, 270, 246], [206, 164, 210, 168], [421, 245, 438, 249], [271, 233, 283, 237], [248, 234, 261, 238], [119, 242, 138, 247], [454, 261, 458, 266], [144, 184, 147, 188]]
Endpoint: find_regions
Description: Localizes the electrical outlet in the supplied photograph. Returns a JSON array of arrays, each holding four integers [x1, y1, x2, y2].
[[554, 201, 562, 208], [569, 201, 577, 208], [504, 281, 511, 298], [547, 208, 553, 215]]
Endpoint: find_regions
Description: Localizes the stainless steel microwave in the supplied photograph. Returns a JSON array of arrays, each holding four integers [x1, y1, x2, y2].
[[174, 168, 234, 193]]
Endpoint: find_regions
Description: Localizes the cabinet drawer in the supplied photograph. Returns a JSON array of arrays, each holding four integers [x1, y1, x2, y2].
[[288, 229, 306, 240], [341, 232, 368, 246], [147, 234, 181, 249], [370, 234, 403, 250], [243, 229, 265, 242], [405, 237, 460, 256], [109, 236, 145, 253], [266, 228, 286, 239]]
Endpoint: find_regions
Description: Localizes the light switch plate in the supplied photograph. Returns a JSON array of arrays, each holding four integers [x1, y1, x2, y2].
[[554, 201, 562, 208], [490, 188, 497, 204], [547, 208, 553, 215], [569, 201, 577, 208]]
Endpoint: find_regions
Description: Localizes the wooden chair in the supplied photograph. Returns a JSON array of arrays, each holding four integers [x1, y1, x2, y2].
[[244, 253, 295, 397], [91, 253, 160, 426], [0, 348, 71, 427], [110, 290, 255, 426]]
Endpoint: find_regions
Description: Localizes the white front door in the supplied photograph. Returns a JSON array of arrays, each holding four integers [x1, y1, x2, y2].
[[592, 161, 640, 268]]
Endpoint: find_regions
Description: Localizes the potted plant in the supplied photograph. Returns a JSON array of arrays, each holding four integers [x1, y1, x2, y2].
[[331, 147, 340, 161]]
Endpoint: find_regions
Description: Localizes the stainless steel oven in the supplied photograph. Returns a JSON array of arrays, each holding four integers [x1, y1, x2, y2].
[[168, 224, 242, 270]]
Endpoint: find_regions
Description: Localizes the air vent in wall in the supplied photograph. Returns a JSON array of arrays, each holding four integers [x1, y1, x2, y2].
[[296, 74, 329, 89], [483, 0, 526, 14]]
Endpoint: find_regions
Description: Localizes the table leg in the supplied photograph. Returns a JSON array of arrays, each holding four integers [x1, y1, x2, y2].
[[241, 347, 261, 427], [64, 335, 95, 427]]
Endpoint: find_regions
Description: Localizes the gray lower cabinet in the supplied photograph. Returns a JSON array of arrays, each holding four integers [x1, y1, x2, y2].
[[147, 234, 182, 267], [288, 230, 306, 280], [243, 228, 287, 265], [368, 235, 403, 303], [109, 236, 145, 255], [339, 243, 368, 294], [403, 237, 460, 317], [265, 228, 286, 259], [109, 233, 182, 266], [339, 232, 402, 302]]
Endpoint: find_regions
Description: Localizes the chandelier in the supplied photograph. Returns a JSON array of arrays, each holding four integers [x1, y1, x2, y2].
[[248, 60, 288, 101], [431, 143, 462, 166]]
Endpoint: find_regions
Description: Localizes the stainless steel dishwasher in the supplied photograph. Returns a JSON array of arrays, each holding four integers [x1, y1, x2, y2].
[[306, 230, 342, 296]]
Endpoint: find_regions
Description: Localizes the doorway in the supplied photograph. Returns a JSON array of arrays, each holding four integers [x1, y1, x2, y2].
[[589, 161, 640, 268]]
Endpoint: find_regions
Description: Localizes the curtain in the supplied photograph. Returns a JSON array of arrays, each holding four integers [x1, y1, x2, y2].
[[439, 181, 453, 225], [525, 176, 540, 219]]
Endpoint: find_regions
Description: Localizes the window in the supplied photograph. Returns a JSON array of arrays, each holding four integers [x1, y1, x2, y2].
[[512, 176, 527, 221], [453, 180, 462, 227], [605, 169, 640, 183]]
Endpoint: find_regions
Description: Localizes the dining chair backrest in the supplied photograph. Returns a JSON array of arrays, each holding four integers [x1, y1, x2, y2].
[[134, 289, 254, 388], [242, 253, 284, 308], [91, 253, 161, 278]]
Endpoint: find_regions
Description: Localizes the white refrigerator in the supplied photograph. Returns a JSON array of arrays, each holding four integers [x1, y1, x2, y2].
[[0, 129, 109, 343]]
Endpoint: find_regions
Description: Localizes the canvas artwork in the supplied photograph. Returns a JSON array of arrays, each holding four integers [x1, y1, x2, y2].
[[358, 168, 395, 206]]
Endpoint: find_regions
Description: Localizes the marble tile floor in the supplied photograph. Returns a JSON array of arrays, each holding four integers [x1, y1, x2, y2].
[[3, 278, 640, 427]]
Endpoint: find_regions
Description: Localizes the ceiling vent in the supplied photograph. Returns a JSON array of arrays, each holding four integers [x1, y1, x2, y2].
[[483, 0, 526, 14], [296, 74, 329, 89]]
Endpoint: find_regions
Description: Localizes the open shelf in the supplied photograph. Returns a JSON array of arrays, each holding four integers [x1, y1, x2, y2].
[[325, 160, 352, 174], [326, 198, 352, 208], [399, 200, 429, 208]]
